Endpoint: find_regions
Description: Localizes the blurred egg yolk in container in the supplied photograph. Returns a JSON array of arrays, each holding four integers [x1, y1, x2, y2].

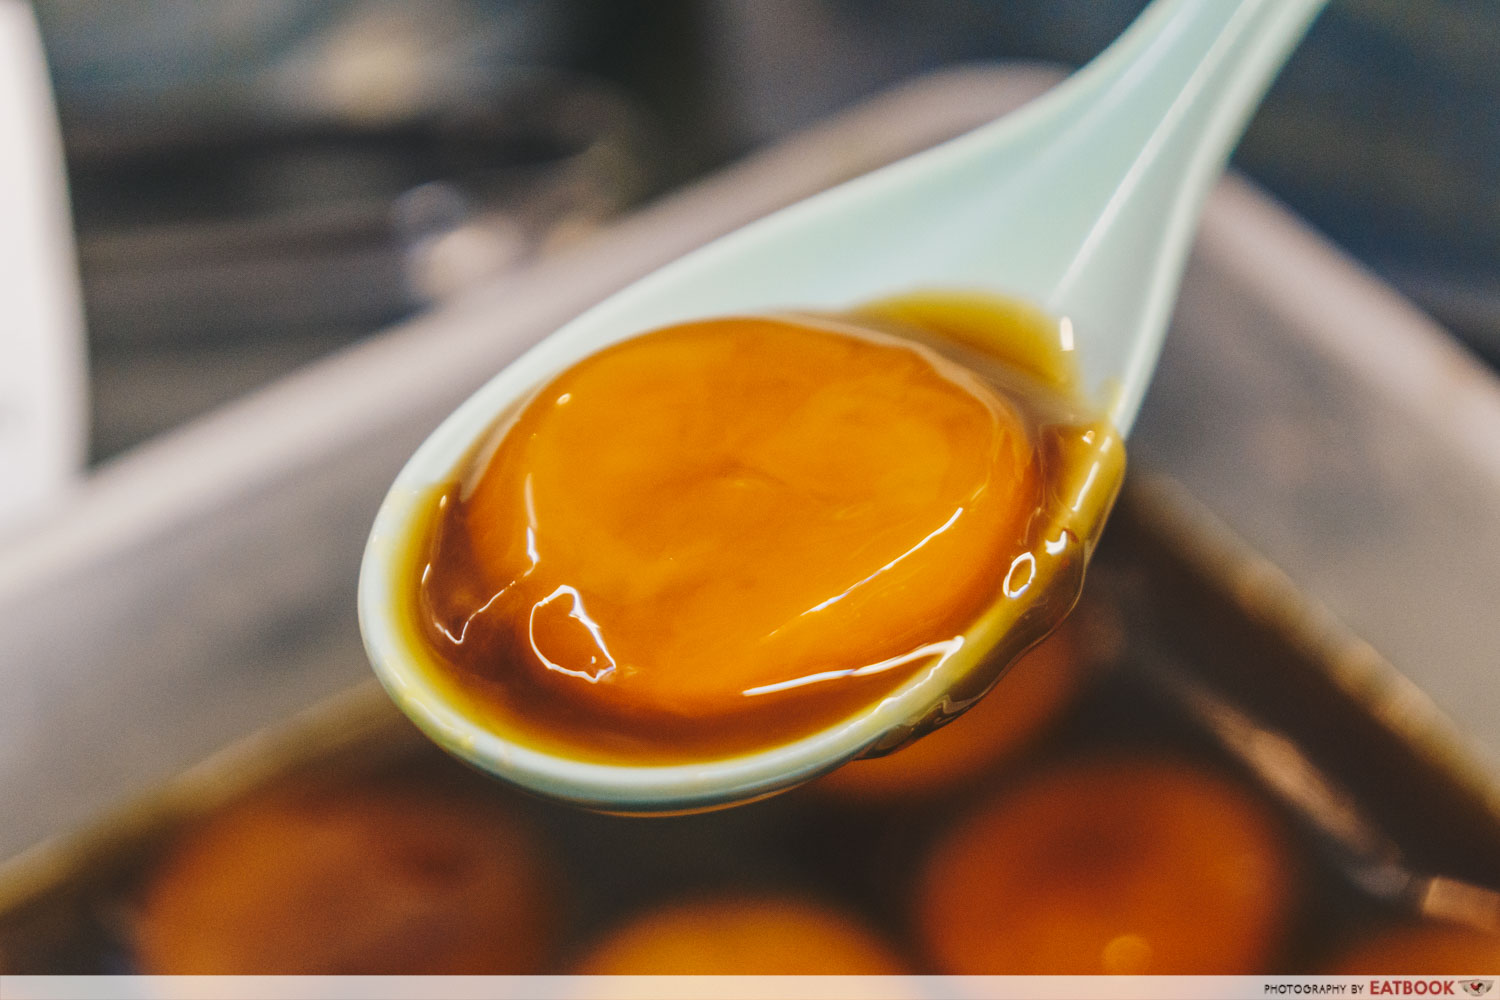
[[1322, 923, 1500, 974], [399, 294, 1124, 766], [572, 896, 908, 974], [915, 754, 1299, 974], [132, 782, 558, 974]]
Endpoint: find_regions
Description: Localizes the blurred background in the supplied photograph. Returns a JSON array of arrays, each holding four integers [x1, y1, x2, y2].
[[4, 0, 1499, 845], [4, 0, 1500, 978], [21, 0, 1500, 461]]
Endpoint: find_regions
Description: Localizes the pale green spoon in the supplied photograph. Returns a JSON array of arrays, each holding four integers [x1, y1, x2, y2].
[[359, 0, 1327, 811]]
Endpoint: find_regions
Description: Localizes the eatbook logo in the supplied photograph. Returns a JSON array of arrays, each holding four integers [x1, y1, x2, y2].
[[1463, 982, 1493, 997]]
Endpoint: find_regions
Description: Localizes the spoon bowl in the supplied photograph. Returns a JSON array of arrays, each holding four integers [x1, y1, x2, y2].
[[359, 0, 1326, 812]]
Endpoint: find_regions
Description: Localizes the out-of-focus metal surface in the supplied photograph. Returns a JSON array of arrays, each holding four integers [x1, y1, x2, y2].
[[1134, 182, 1500, 776], [0, 66, 1496, 860], [69, 72, 653, 460]]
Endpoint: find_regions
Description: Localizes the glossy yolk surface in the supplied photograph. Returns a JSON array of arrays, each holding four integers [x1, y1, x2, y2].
[[448, 316, 1039, 718]]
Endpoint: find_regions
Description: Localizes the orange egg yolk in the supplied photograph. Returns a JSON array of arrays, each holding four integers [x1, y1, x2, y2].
[[456, 315, 1034, 702], [408, 300, 1121, 764]]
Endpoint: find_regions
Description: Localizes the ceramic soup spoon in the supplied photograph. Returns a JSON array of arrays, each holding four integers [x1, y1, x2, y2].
[[360, 0, 1327, 811]]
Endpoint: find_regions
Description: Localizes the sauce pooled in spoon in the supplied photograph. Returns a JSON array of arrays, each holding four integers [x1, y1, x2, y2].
[[396, 294, 1122, 766]]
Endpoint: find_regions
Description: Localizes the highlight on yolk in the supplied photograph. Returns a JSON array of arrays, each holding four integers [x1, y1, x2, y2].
[[815, 620, 1086, 800], [914, 754, 1298, 974], [404, 297, 1124, 765], [571, 896, 909, 975]]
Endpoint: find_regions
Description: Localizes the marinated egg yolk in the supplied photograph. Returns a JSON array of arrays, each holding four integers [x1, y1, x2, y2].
[[915, 755, 1298, 974], [417, 314, 1045, 752], [573, 896, 909, 975], [1323, 923, 1500, 974], [135, 782, 558, 974]]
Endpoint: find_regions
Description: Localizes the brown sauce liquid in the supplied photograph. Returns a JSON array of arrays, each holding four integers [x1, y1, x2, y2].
[[395, 293, 1124, 766]]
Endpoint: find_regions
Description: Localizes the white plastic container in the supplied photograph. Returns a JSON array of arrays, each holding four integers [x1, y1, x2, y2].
[[0, 0, 87, 536]]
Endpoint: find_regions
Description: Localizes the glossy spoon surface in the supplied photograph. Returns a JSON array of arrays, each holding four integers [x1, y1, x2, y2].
[[359, 0, 1327, 811]]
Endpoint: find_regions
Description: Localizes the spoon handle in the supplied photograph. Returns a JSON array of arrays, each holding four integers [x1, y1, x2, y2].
[[993, 0, 1330, 430], [464, 0, 1328, 440]]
